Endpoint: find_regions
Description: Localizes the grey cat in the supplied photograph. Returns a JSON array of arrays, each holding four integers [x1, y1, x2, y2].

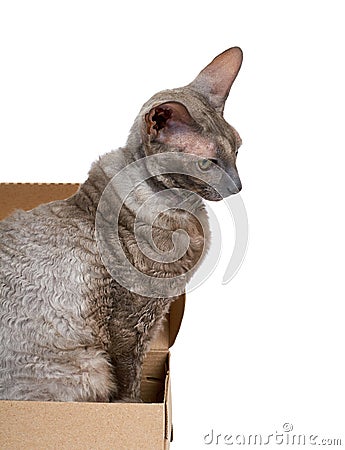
[[0, 47, 243, 402]]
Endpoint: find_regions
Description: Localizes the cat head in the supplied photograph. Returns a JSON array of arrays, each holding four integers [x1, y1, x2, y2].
[[135, 47, 243, 201]]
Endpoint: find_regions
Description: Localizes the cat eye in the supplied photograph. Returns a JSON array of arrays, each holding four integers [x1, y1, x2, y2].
[[197, 158, 217, 171]]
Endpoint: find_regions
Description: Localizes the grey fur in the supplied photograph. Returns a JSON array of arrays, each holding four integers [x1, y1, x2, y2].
[[0, 47, 243, 401]]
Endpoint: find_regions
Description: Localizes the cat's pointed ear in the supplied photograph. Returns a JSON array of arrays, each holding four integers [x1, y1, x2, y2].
[[189, 47, 243, 114], [145, 101, 195, 140]]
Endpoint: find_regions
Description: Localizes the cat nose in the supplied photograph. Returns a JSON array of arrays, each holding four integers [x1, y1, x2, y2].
[[217, 168, 242, 197], [234, 178, 242, 193], [226, 173, 242, 195], [227, 180, 242, 195]]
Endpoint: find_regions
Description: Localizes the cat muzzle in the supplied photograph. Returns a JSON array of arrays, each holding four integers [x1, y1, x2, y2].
[[220, 168, 242, 197], [227, 177, 242, 195]]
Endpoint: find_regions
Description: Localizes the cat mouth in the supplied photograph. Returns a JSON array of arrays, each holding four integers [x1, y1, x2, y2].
[[222, 168, 242, 197], [209, 173, 242, 200], [187, 178, 242, 202], [227, 180, 242, 195]]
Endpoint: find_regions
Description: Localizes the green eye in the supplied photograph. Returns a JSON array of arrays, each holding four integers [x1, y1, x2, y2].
[[197, 159, 213, 171]]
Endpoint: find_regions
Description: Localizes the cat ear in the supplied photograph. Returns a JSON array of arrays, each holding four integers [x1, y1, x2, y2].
[[145, 102, 195, 140], [189, 47, 243, 114]]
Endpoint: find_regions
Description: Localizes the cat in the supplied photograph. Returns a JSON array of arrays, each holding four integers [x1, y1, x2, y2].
[[0, 47, 243, 402]]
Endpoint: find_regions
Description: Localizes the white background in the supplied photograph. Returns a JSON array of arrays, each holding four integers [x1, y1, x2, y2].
[[1, 1, 344, 448]]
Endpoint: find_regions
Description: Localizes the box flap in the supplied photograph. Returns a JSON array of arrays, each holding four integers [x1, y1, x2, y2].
[[0, 183, 185, 349]]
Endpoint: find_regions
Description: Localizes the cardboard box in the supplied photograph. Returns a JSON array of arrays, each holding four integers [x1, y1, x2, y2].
[[0, 183, 185, 450]]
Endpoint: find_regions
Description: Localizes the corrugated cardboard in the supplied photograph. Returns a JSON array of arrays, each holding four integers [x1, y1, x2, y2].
[[0, 183, 185, 450]]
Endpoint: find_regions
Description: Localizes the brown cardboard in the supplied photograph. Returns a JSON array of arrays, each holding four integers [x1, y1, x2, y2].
[[0, 183, 184, 449], [0, 401, 166, 450]]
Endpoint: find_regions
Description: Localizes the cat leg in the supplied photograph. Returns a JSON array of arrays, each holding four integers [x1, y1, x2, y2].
[[107, 297, 170, 402], [109, 349, 143, 402]]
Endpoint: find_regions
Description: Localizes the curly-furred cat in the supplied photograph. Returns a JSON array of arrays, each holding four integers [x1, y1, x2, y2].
[[0, 47, 243, 401]]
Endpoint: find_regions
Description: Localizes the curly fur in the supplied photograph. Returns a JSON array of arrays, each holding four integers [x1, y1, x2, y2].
[[0, 47, 243, 401]]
